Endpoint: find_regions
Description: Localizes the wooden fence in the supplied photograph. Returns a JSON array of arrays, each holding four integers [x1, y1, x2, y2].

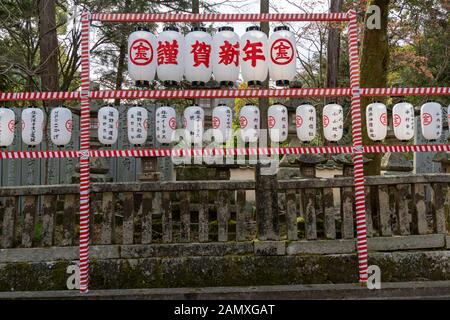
[[0, 174, 449, 249]]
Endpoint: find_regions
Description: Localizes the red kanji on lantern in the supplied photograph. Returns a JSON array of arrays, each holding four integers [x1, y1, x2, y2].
[[270, 39, 294, 65], [130, 39, 153, 66], [157, 40, 179, 65], [218, 40, 239, 66], [422, 113, 433, 126], [191, 40, 211, 68], [242, 40, 265, 68]]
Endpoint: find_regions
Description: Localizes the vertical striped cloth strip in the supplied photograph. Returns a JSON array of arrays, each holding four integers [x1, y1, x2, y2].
[[78, 11, 91, 294], [90, 12, 350, 22], [347, 10, 369, 284], [0, 87, 448, 101]]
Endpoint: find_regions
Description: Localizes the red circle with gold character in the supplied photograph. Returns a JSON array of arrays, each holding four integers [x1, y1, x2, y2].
[[130, 39, 153, 66], [239, 116, 248, 129], [323, 115, 329, 128], [296, 115, 303, 128], [212, 116, 220, 129], [270, 38, 294, 65], [8, 120, 15, 132]]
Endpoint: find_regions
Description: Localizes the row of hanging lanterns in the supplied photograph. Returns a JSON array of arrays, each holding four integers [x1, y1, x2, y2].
[[128, 25, 297, 88], [0, 102, 446, 147], [366, 101, 444, 142]]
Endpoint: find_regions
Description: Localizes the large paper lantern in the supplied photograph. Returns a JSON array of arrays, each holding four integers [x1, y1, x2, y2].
[[296, 104, 316, 143], [127, 106, 148, 145], [268, 103, 288, 142], [366, 102, 388, 142], [98, 105, 119, 145], [156, 106, 177, 144], [183, 105, 204, 144], [50, 106, 72, 146], [185, 27, 212, 86], [212, 104, 233, 143], [240, 26, 268, 86], [0, 108, 15, 147], [392, 102, 414, 141], [156, 26, 184, 87], [22, 107, 44, 146], [269, 26, 296, 87], [212, 26, 240, 87], [239, 104, 260, 143], [128, 27, 157, 87], [421, 102, 442, 141], [323, 103, 343, 142]]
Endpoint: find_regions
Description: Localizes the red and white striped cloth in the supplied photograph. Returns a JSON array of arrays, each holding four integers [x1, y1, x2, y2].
[[90, 12, 350, 23]]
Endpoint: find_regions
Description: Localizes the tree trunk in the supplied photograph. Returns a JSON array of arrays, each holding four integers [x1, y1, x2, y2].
[[114, 0, 131, 106], [326, 0, 343, 90], [360, 0, 390, 176]]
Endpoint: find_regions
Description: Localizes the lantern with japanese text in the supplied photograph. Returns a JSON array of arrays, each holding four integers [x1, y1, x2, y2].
[[366, 102, 388, 142], [268, 103, 288, 142], [156, 26, 184, 87], [156, 106, 177, 144], [183, 105, 204, 144], [240, 26, 268, 87], [185, 27, 212, 86], [212, 104, 233, 143], [239, 104, 260, 143], [392, 102, 415, 141], [269, 26, 296, 87], [50, 106, 72, 146], [22, 107, 44, 146], [98, 105, 119, 145], [127, 106, 148, 145], [296, 104, 316, 143], [323, 103, 343, 142], [421, 101, 442, 141], [0, 108, 15, 147], [212, 26, 240, 87], [128, 27, 157, 87]]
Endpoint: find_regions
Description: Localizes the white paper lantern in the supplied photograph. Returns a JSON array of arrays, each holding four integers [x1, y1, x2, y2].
[[22, 107, 44, 146], [296, 104, 316, 143], [0, 108, 15, 147], [212, 26, 240, 87], [156, 26, 185, 86], [183, 105, 204, 144], [392, 102, 415, 141], [268, 104, 288, 142], [212, 104, 233, 143], [421, 102, 442, 141], [128, 27, 157, 87], [323, 103, 343, 142], [98, 105, 119, 145], [240, 26, 268, 86], [269, 26, 296, 87], [366, 102, 388, 142], [156, 106, 177, 144], [50, 106, 72, 146], [185, 27, 212, 86], [127, 106, 148, 145], [239, 104, 260, 143]]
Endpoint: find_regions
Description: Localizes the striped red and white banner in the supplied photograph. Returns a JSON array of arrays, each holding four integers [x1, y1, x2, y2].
[[90, 12, 350, 23]]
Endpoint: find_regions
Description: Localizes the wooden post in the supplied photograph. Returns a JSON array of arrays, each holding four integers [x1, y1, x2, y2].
[[1, 197, 17, 248], [100, 192, 115, 244]]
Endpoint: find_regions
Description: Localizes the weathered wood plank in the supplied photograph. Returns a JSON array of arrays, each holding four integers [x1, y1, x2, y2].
[[100, 192, 115, 245], [304, 189, 317, 240], [378, 185, 393, 236], [432, 183, 447, 234], [341, 187, 354, 239], [180, 192, 190, 242], [141, 192, 154, 244], [412, 184, 428, 235], [285, 190, 298, 241], [21, 195, 37, 248], [122, 192, 134, 245], [395, 184, 411, 236], [236, 189, 247, 242], [62, 194, 77, 246], [1, 197, 17, 248], [217, 190, 230, 242], [198, 190, 209, 243], [323, 188, 336, 240], [41, 195, 57, 247], [161, 192, 172, 243], [364, 187, 373, 238]]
